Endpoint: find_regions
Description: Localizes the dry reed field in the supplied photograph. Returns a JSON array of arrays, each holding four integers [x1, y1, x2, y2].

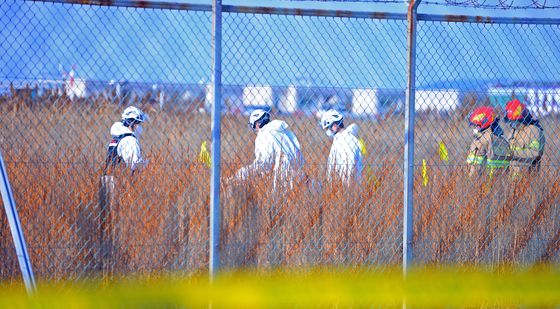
[[0, 89, 559, 281]]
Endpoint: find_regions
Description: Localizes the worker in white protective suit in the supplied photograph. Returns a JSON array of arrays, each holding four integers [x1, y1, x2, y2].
[[320, 109, 363, 184], [104, 106, 148, 173], [236, 109, 304, 187]]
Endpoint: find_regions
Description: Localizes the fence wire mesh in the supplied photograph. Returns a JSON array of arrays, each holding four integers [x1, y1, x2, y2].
[[1, 0, 213, 281], [413, 20, 560, 265], [0, 0, 559, 283], [219, 13, 407, 268]]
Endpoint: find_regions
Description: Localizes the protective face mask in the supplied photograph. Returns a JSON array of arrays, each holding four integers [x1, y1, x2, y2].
[[135, 125, 143, 136], [326, 129, 335, 138]]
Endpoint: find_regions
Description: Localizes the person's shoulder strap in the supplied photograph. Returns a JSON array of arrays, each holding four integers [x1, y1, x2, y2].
[[117, 133, 135, 139]]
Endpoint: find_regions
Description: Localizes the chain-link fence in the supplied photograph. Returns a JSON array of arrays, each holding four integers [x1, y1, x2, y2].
[[412, 19, 560, 265], [1, 0, 559, 283]]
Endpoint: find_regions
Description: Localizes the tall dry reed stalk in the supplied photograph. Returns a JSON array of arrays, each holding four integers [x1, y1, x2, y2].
[[0, 93, 558, 281]]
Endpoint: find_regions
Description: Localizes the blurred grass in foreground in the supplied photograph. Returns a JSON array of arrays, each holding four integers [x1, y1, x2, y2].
[[1, 266, 559, 308]]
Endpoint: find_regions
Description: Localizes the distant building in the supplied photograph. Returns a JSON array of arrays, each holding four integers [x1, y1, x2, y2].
[[279, 85, 342, 115], [352, 88, 380, 117], [243, 85, 275, 111], [352, 87, 404, 117], [415, 89, 460, 112], [64, 68, 87, 100], [278, 85, 298, 114], [487, 86, 517, 108], [487, 84, 560, 116]]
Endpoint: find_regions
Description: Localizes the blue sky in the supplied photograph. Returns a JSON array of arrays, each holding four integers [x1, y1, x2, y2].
[[1, 0, 559, 90]]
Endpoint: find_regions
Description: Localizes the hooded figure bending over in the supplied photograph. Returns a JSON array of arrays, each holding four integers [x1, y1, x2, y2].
[[236, 109, 304, 187], [504, 99, 545, 176], [466, 106, 511, 177]]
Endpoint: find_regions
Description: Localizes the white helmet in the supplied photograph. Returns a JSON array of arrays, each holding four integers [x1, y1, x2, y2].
[[122, 106, 147, 124], [249, 109, 270, 129], [321, 109, 343, 129]]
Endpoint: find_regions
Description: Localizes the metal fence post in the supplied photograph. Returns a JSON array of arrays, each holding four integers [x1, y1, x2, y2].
[[0, 149, 36, 294], [210, 0, 223, 282], [99, 175, 116, 277], [404, 0, 421, 278]]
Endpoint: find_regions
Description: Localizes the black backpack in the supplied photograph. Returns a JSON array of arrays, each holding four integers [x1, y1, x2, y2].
[[103, 133, 134, 174]]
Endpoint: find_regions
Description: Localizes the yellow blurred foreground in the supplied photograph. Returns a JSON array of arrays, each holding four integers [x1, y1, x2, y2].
[[1, 266, 559, 308]]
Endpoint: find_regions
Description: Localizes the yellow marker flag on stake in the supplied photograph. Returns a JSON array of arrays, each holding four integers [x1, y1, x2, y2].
[[439, 141, 449, 162], [422, 159, 429, 187], [198, 141, 211, 168], [365, 165, 374, 184], [358, 138, 367, 157]]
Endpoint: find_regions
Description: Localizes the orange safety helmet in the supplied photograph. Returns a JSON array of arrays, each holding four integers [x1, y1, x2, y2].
[[469, 106, 496, 130], [505, 99, 526, 121]]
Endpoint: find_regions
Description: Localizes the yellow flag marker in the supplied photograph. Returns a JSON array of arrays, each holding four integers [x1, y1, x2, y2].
[[422, 159, 429, 187], [365, 165, 374, 183], [358, 138, 367, 157], [198, 141, 211, 168], [439, 141, 449, 162]]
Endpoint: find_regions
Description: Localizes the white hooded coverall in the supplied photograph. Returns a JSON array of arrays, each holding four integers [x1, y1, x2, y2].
[[110, 122, 144, 171], [237, 120, 304, 186], [327, 123, 363, 184]]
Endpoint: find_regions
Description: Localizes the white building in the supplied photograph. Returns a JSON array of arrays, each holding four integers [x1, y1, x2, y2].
[[487, 86, 517, 107], [415, 89, 460, 112], [64, 68, 86, 100], [278, 85, 298, 114], [352, 88, 380, 116], [64, 68, 87, 100], [537, 88, 560, 114], [487, 85, 560, 116], [352, 88, 404, 117], [237, 85, 282, 115], [243, 85, 274, 109]]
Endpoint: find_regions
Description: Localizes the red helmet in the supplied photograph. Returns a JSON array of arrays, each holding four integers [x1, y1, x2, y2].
[[469, 106, 495, 130], [505, 99, 526, 121]]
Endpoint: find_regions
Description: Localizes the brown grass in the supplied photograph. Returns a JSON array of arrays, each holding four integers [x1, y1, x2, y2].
[[0, 91, 559, 281]]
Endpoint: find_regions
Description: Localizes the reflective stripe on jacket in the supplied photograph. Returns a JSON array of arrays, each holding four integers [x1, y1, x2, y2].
[[466, 129, 511, 176]]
